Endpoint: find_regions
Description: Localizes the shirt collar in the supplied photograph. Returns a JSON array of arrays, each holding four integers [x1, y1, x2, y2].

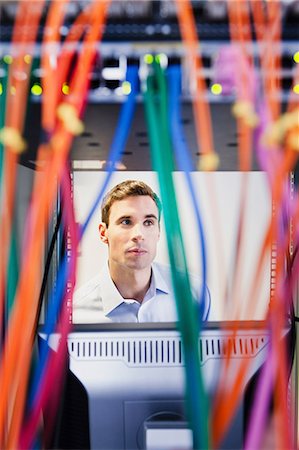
[[100, 261, 171, 316], [151, 262, 171, 295]]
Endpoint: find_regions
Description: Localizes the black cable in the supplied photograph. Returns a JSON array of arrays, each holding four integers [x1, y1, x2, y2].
[[34, 206, 63, 335], [286, 299, 296, 381], [285, 242, 298, 381], [27, 206, 63, 423]]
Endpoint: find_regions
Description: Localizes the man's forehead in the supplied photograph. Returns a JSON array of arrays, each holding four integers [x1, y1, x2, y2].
[[110, 196, 158, 217]]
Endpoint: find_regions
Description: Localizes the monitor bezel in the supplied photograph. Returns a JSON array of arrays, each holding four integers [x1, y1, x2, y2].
[[68, 320, 269, 333]]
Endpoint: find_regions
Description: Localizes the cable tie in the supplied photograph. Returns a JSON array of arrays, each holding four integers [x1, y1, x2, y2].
[[198, 152, 220, 171], [0, 126, 27, 153], [286, 126, 299, 151], [262, 109, 299, 150], [232, 100, 259, 128], [56, 103, 84, 135], [262, 123, 284, 148]]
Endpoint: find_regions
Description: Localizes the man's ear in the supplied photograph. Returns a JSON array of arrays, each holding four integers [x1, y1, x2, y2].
[[99, 222, 109, 244]]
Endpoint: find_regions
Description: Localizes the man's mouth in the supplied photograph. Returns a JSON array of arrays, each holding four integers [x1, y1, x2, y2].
[[127, 248, 147, 255]]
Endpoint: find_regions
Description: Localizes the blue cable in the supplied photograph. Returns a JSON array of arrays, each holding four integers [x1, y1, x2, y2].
[[28, 65, 139, 410], [81, 65, 139, 236], [167, 65, 210, 320], [28, 255, 69, 408]]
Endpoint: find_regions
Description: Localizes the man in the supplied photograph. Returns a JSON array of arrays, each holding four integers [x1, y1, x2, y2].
[[73, 179, 211, 323]]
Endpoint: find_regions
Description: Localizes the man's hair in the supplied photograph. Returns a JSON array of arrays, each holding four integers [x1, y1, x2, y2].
[[101, 180, 162, 226]]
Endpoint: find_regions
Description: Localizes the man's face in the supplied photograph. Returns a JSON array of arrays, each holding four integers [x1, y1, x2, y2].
[[99, 195, 160, 271]]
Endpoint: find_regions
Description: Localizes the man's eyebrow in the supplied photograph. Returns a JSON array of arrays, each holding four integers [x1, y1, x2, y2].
[[145, 214, 158, 220], [116, 215, 131, 222], [116, 214, 158, 222]]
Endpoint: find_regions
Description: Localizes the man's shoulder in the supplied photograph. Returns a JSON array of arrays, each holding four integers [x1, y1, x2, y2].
[[152, 262, 202, 286], [152, 262, 211, 321], [73, 273, 109, 323], [152, 262, 172, 277]]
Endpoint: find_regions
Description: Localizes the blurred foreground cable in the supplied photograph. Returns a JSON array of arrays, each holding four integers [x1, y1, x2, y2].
[[143, 59, 209, 450], [0, 2, 110, 447], [20, 65, 139, 447], [167, 65, 209, 319], [19, 167, 79, 449], [0, 63, 19, 329], [81, 65, 139, 235]]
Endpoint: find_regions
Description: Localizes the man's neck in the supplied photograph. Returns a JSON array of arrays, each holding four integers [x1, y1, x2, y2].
[[108, 261, 152, 303]]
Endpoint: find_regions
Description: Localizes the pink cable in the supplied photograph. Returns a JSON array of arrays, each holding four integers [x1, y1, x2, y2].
[[19, 167, 79, 449]]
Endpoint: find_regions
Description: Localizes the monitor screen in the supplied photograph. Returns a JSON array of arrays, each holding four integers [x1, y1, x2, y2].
[[72, 171, 272, 323], [40, 321, 281, 449]]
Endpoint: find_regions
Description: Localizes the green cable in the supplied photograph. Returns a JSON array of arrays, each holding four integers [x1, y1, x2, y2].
[[0, 60, 8, 183], [155, 60, 210, 449], [0, 61, 19, 322], [143, 60, 209, 450], [6, 231, 19, 322]]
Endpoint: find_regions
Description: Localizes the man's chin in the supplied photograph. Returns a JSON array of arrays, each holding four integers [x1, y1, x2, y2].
[[127, 264, 149, 271], [125, 259, 151, 271]]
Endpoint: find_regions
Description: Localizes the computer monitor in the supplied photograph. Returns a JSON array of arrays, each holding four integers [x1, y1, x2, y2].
[[39, 320, 283, 450]]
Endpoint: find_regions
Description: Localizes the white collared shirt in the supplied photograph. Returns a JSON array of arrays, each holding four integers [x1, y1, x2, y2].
[[73, 262, 211, 323]]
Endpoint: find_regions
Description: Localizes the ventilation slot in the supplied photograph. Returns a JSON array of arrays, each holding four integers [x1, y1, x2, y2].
[[127, 340, 131, 363], [68, 334, 268, 365], [198, 335, 269, 364]]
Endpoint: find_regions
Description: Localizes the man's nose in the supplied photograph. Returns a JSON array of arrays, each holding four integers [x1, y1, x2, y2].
[[131, 224, 144, 241]]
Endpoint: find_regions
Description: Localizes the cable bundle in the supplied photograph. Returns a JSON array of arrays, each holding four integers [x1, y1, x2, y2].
[[0, 1, 298, 449]]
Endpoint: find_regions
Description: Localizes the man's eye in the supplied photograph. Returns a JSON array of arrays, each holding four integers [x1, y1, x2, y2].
[[121, 219, 131, 225], [144, 219, 154, 226]]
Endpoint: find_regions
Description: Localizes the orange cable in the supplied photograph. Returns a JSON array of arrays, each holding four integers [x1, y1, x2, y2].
[[250, 0, 282, 121], [211, 2, 288, 444], [227, 0, 254, 171], [175, 0, 217, 169], [0, 2, 110, 446], [41, 0, 70, 132]]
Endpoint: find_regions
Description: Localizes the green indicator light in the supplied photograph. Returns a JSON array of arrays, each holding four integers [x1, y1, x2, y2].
[[62, 82, 70, 95], [0, 83, 3, 95], [144, 54, 154, 64], [294, 51, 299, 64], [122, 81, 131, 95], [31, 83, 42, 96], [211, 83, 222, 95], [3, 55, 13, 65], [155, 53, 167, 67]]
